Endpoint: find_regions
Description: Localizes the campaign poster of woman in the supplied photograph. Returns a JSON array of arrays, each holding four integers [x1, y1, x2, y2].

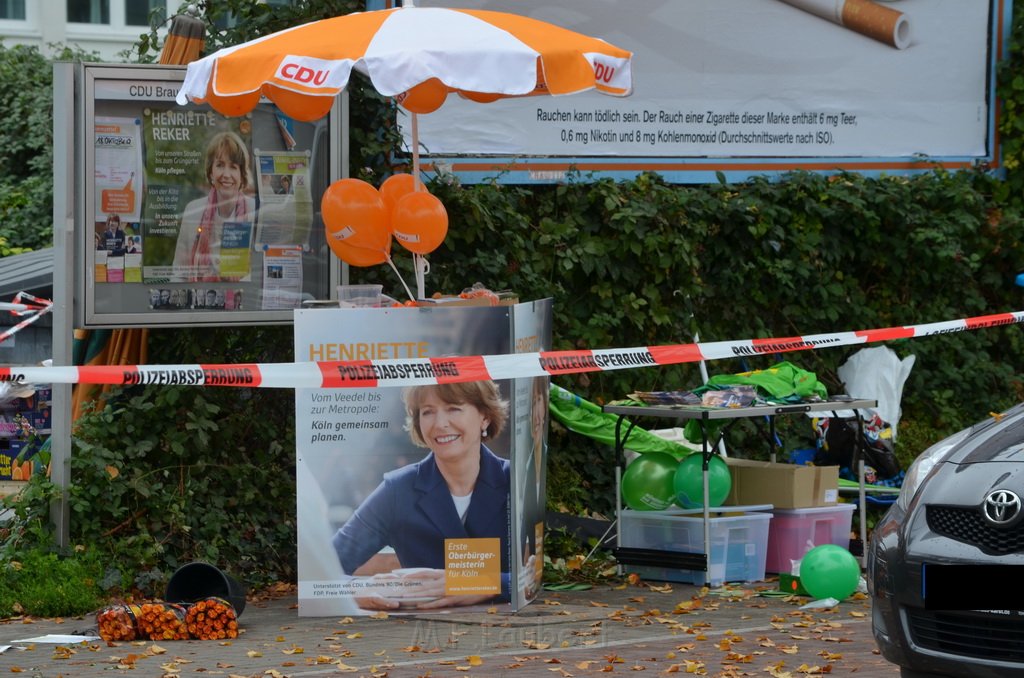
[[294, 303, 552, 616], [140, 110, 255, 283]]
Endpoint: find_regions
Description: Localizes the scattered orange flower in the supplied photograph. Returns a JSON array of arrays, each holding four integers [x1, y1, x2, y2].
[[184, 597, 240, 640], [137, 603, 189, 641], [97, 604, 142, 642]]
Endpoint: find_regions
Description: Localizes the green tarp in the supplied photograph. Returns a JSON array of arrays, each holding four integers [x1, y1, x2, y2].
[[685, 361, 828, 443], [548, 384, 693, 458], [695, 361, 828, 402]]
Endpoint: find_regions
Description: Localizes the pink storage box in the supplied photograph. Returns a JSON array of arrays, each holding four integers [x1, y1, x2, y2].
[[764, 504, 856, 573]]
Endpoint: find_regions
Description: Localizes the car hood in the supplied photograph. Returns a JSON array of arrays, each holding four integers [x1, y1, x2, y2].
[[941, 402, 1024, 465], [914, 403, 1024, 508]]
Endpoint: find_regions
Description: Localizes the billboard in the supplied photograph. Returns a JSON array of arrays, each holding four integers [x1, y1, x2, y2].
[[401, 0, 1008, 184]]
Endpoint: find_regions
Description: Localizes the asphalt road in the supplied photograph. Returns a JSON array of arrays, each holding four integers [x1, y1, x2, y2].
[[0, 580, 898, 677]]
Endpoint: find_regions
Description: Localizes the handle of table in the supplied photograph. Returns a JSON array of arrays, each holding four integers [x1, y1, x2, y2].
[[773, 404, 812, 414]]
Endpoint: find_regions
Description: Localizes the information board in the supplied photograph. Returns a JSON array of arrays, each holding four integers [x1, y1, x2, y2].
[[69, 63, 341, 328]]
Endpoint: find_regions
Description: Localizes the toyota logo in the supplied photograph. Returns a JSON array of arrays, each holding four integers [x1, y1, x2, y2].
[[983, 490, 1022, 525]]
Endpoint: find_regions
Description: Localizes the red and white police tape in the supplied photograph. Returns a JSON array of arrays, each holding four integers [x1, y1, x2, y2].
[[0, 292, 54, 345], [3, 310, 1023, 390]]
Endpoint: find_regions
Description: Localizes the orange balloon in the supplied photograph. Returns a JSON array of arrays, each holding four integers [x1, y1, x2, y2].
[[458, 90, 503, 104], [204, 86, 262, 118], [321, 179, 391, 265], [266, 85, 336, 122], [327, 235, 391, 267], [379, 173, 425, 218], [392, 192, 449, 255], [395, 78, 448, 114]]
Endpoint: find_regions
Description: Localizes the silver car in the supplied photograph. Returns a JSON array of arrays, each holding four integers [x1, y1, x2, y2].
[[868, 404, 1024, 677]]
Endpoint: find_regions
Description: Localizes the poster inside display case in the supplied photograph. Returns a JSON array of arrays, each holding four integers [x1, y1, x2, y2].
[[71, 63, 341, 327]]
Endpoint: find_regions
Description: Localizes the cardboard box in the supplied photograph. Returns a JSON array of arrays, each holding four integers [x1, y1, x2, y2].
[[724, 458, 839, 509]]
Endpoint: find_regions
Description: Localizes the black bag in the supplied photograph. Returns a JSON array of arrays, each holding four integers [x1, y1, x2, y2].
[[813, 415, 901, 481]]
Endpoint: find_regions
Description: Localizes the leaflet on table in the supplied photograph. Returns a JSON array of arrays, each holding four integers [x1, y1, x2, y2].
[[254, 150, 314, 249], [262, 246, 304, 309], [139, 110, 254, 283]]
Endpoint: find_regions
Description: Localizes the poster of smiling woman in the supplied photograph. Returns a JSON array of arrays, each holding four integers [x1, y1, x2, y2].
[[140, 110, 255, 283], [294, 301, 551, 616]]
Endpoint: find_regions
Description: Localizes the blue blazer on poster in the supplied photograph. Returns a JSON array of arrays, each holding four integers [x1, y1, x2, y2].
[[332, 444, 511, 595]]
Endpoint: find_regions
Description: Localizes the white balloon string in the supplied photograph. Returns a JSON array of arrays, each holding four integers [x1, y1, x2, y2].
[[410, 111, 425, 300], [385, 253, 416, 302], [415, 253, 426, 300]]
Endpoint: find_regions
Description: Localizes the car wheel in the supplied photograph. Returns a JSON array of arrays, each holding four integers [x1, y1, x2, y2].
[[900, 668, 949, 678]]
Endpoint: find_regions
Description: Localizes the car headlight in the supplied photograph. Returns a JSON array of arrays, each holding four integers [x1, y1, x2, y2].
[[895, 427, 972, 512]]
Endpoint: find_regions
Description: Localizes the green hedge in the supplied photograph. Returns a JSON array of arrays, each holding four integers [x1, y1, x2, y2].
[[380, 168, 1024, 516], [5, 1, 1024, 589], [20, 165, 1019, 589]]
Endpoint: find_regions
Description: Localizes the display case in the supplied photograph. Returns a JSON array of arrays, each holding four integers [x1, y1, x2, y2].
[[58, 62, 344, 328]]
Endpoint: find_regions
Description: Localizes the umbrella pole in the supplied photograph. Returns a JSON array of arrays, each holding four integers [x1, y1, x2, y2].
[[410, 111, 427, 300]]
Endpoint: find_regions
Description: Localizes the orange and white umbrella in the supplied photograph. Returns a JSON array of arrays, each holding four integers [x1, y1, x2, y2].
[[175, 3, 633, 298], [176, 6, 633, 115]]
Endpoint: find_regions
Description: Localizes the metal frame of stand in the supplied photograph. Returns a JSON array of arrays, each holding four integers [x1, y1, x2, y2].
[[605, 398, 877, 581]]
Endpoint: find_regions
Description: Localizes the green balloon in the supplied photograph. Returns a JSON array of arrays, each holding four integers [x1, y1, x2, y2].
[[799, 544, 861, 601], [621, 452, 679, 510], [673, 453, 732, 508]]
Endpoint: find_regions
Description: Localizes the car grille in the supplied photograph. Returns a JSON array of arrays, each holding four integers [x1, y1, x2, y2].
[[907, 608, 1024, 662], [926, 506, 1024, 555]]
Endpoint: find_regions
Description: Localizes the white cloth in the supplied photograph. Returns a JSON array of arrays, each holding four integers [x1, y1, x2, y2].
[[814, 346, 915, 439]]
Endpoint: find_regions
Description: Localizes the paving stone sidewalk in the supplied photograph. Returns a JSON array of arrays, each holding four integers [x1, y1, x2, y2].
[[0, 581, 898, 677]]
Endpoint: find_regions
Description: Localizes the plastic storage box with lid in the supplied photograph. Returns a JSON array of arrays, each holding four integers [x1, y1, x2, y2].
[[618, 508, 772, 586], [763, 503, 856, 573]]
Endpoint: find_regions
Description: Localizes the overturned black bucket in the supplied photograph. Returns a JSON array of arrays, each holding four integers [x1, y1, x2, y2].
[[165, 562, 247, 617]]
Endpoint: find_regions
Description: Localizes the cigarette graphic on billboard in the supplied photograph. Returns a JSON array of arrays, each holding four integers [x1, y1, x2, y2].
[[776, 0, 910, 50]]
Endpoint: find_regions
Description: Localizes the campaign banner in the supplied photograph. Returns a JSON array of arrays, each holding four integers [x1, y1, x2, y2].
[[294, 303, 552, 615], [412, 0, 995, 173], [140, 110, 255, 283]]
